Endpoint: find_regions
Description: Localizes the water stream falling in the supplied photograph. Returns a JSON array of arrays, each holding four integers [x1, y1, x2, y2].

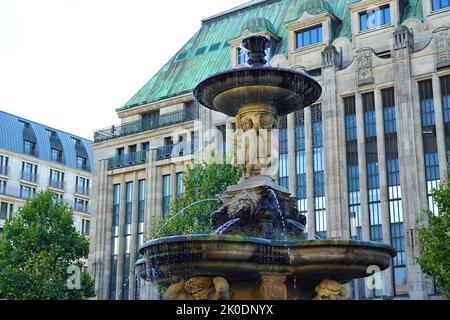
[[286, 219, 324, 240], [212, 218, 241, 235], [267, 189, 294, 265], [151, 198, 220, 240]]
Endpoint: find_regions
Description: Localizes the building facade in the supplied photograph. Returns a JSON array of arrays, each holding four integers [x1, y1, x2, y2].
[[89, 0, 450, 300], [0, 110, 93, 237]]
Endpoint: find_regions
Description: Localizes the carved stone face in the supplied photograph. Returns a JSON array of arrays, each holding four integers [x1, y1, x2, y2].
[[241, 117, 254, 131], [259, 114, 275, 130]]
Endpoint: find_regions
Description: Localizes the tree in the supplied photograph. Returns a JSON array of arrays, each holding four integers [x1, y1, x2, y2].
[[150, 154, 241, 239], [0, 191, 95, 300], [417, 181, 450, 298]]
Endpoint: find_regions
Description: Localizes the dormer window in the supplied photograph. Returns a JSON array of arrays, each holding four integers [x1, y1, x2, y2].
[[432, 0, 450, 11], [359, 5, 391, 31], [23, 140, 36, 156], [295, 25, 323, 49]]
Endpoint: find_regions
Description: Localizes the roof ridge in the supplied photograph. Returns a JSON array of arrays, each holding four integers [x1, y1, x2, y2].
[[202, 0, 273, 23], [0, 109, 93, 143]]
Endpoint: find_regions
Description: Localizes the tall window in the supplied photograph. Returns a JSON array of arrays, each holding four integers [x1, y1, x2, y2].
[[77, 156, 88, 171], [419, 80, 440, 215], [363, 92, 382, 242], [76, 176, 90, 195], [162, 175, 171, 217], [122, 181, 133, 300], [176, 172, 185, 196], [21, 162, 37, 183], [432, 0, 450, 11], [110, 184, 121, 300], [440, 75, 450, 167], [345, 96, 362, 240], [0, 202, 13, 220], [81, 219, 90, 236], [51, 148, 63, 163], [295, 110, 307, 216], [279, 115, 289, 189], [382, 87, 407, 295], [0, 155, 8, 176], [296, 25, 323, 49], [74, 198, 89, 212], [359, 5, 391, 31], [49, 169, 64, 190], [138, 180, 145, 248], [20, 185, 36, 199], [23, 140, 36, 156], [312, 105, 326, 239]]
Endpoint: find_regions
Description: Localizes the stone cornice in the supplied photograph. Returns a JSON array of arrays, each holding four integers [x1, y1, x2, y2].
[[285, 12, 336, 32], [117, 93, 193, 119], [347, 0, 393, 13]]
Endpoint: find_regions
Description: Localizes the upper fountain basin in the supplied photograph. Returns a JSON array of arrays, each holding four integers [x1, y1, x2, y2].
[[193, 67, 322, 117]]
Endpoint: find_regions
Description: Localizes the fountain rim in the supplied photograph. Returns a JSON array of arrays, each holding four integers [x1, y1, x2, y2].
[[193, 66, 323, 117], [138, 234, 397, 257]]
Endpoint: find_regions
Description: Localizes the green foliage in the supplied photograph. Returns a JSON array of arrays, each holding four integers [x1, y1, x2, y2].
[[150, 154, 241, 239], [0, 191, 95, 300], [417, 181, 450, 298]]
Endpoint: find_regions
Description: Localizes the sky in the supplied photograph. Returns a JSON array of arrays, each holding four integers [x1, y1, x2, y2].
[[0, 0, 246, 140]]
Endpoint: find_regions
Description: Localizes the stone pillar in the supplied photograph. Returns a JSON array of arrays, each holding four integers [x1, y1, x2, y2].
[[89, 159, 113, 300], [321, 46, 346, 239], [394, 39, 428, 299], [128, 172, 139, 300], [374, 88, 394, 297], [304, 107, 315, 238], [287, 113, 297, 196], [115, 176, 126, 300], [355, 93, 370, 242], [432, 73, 448, 182], [259, 273, 288, 300], [170, 164, 177, 200], [145, 150, 157, 239]]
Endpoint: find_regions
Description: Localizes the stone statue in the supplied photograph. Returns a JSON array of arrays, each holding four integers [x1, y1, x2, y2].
[[312, 279, 348, 300], [163, 276, 230, 300]]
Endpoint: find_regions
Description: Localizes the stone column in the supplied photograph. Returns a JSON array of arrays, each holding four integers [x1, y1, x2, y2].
[[355, 93, 370, 242], [304, 107, 315, 238], [394, 41, 428, 299], [259, 273, 288, 300], [374, 88, 394, 297], [145, 150, 157, 239], [322, 51, 346, 239], [115, 176, 126, 300], [128, 172, 139, 300], [101, 165, 114, 300], [432, 73, 448, 182], [170, 164, 177, 200], [287, 113, 297, 196]]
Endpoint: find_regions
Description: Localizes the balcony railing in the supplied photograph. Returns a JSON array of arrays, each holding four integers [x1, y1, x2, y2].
[[21, 172, 38, 183], [0, 185, 36, 200], [0, 165, 7, 176], [49, 179, 65, 190], [73, 203, 90, 213], [76, 186, 91, 196], [94, 105, 199, 143], [108, 150, 147, 170], [156, 141, 197, 161]]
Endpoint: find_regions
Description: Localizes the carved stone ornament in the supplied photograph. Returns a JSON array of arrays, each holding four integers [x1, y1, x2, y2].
[[434, 27, 450, 70], [356, 48, 374, 86], [312, 279, 348, 300], [163, 276, 230, 300]]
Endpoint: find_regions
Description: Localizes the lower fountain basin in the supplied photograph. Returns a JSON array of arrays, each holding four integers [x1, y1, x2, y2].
[[139, 235, 396, 285]]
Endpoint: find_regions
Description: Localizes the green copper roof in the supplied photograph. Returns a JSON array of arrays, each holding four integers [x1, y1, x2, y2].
[[118, 0, 423, 112], [243, 17, 277, 35]]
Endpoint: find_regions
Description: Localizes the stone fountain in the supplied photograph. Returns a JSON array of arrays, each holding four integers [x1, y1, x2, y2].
[[137, 36, 396, 300]]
